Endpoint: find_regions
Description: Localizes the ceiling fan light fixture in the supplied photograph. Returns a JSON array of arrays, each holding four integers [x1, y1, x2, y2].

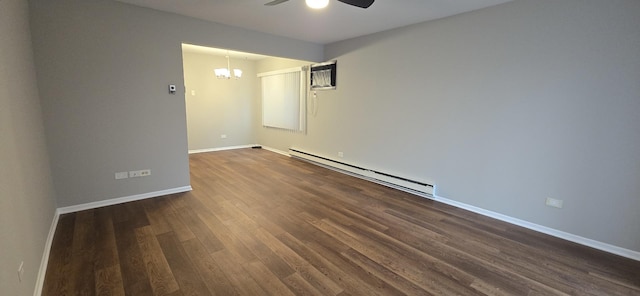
[[306, 0, 329, 9]]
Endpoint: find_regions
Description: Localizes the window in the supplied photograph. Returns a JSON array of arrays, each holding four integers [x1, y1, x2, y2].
[[258, 67, 307, 132]]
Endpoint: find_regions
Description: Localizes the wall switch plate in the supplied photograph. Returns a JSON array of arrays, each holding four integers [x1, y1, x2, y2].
[[338, 152, 344, 158], [115, 172, 128, 180], [545, 197, 564, 208], [221, 134, 227, 139]]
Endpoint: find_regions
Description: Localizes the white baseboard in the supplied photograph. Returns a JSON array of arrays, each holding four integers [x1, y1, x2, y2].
[[434, 195, 640, 261], [188, 145, 257, 154], [261, 146, 290, 157], [57, 186, 192, 214], [33, 210, 60, 296], [189, 144, 289, 157]]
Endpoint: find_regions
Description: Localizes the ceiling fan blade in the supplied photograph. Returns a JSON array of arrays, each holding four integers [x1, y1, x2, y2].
[[264, 0, 290, 6], [337, 0, 374, 9]]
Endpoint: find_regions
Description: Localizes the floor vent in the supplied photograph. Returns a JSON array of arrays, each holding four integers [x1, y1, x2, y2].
[[289, 148, 434, 198]]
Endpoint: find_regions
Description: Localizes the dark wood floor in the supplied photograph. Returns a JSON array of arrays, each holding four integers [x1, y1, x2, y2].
[[42, 148, 640, 295]]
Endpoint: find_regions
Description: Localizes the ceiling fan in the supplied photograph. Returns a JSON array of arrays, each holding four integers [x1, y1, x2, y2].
[[265, 0, 375, 9]]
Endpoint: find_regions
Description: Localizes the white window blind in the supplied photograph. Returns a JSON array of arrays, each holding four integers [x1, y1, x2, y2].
[[258, 67, 306, 132]]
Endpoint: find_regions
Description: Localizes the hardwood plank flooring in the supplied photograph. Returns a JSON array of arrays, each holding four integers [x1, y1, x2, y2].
[[42, 148, 640, 295]]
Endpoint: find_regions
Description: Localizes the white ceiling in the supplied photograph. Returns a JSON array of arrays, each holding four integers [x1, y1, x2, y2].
[[115, 0, 513, 45]]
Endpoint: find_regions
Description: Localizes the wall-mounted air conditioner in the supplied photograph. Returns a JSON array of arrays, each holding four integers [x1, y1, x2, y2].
[[310, 60, 336, 90]]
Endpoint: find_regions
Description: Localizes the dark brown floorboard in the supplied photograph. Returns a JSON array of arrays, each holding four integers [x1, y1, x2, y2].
[[42, 148, 640, 295]]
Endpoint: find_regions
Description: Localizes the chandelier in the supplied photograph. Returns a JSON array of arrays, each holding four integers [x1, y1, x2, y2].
[[214, 54, 242, 79]]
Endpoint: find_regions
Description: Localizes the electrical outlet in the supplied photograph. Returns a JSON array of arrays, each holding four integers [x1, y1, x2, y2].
[[17, 261, 24, 282], [129, 169, 151, 178], [115, 172, 128, 180], [338, 152, 344, 158], [545, 197, 564, 208]]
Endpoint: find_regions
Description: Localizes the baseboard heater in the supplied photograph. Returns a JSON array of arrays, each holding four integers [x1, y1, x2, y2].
[[289, 148, 434, 198]]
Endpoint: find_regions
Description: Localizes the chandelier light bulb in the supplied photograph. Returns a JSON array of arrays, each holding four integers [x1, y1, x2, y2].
[[233, 69, 243, 78], [215, 53, 242, 79]]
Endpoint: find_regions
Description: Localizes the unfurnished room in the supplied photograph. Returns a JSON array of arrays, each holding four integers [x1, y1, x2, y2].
[[1, 0, 639, 295]]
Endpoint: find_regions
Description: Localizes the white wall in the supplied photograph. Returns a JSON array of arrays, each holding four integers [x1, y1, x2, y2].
[[259, 0, 640, 252], [183, 52, 257, 150], [28, 0, 323, 207], [0, 0, 57, 294]]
